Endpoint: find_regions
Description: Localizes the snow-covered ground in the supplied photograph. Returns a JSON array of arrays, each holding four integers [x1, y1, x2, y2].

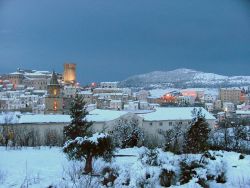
[[0, 147, 67, 188], [1, 147, 250, 187]]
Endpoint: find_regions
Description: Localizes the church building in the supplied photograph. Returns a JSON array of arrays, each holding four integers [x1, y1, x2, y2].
[[45, 71, 63, 114]]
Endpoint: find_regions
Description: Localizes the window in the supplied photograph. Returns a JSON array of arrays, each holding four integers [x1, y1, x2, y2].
[[53, 100, 57, 111], [149, 122, 153, 126], [169, 122, 173, 126], [159, 122, 163, 126], [53, 89, 57, 96]]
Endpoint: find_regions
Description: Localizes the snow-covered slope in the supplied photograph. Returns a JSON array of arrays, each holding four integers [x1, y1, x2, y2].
[[1, 147, 250, 187], [119, 68, 250, 88]]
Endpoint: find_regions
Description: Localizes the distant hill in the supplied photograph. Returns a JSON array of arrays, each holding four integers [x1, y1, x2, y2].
[[119, 68, 250, 88]]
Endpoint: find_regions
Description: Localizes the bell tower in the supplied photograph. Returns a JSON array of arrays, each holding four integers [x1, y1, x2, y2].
[[45, 71, 63, 114]]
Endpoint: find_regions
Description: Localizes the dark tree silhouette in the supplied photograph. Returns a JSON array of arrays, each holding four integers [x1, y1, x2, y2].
[[63, 94, 114, 173]]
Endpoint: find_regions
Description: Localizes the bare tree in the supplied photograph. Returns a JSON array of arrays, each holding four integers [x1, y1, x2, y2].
[[111, 115, 144, 148], [1, 113, 14, 149], [159, 124, 183, 153]]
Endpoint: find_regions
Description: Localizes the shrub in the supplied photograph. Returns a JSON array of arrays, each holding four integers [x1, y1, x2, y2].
[[159, 169, 175, 187], [140, 149, 160, 166], [101, 167, 118, 187], [216, 172, 226, 184], [239, 154, 245, 160]]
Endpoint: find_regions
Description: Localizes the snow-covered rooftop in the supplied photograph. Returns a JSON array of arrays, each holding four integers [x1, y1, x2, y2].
[[79, 90, 93, 95], [0, 109, 128, 124], [87, 109, 128, 122], [236, 110, 250, 115], [149, 88, 177, 98], [138, 107, 216, 121]]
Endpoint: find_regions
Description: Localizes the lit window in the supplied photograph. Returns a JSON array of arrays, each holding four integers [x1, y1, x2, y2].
[[53, 89, 57, 96], [53, 101, 57, 111]]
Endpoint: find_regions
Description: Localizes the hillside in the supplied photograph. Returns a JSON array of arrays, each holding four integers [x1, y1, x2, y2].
[[119, 68, 250, 88]]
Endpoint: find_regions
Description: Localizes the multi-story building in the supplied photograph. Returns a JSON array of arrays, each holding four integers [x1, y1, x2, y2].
[[205, 103, 214, 112], [1, 72, 24, 86], [204, 93, 217, 103], [177, 96, 195, 105], [219, 88, 241, 105], [79, 90, 93, 105], [22, 78, 48, 90], [100, 82, 118, 88], [214, 100, 222, 110], [136, 90, 149, 101]]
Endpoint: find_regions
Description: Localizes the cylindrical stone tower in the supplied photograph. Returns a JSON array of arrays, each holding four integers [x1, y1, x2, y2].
[[64, 63, 76, 84]]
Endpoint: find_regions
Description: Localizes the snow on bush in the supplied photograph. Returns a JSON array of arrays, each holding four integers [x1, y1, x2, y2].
[[2, 147, 250, 187], [111, 115, 144, 148]]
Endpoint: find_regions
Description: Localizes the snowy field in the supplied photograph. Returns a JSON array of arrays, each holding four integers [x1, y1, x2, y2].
[[1, 147, 250, 187], [0, 147, 67, 187]]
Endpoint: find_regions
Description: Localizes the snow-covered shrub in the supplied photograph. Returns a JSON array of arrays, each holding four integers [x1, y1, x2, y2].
[[60, 160, 103, 188], [140, 148, 160, 166], [111, 115, 144, 148], [159, 124, 183, 154], [59, 174, 100, 188], [136, 174, 155, 188], [202, 151, 227, 184], [239, 153, 245, 160], [101, 166, 118, 187], [62, 161, 83, 185], [179, 151, 228, 187], [216, 172, 226, 184], [210, 120, 250, 153], [179, 159, 205, 185], [159, 169, 175, 187]]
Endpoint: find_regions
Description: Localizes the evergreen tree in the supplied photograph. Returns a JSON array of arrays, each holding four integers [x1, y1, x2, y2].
[[184, 108, 211, 153], [63, 94, 92, 140], [63, 133, 114, 173], [63, 94, 114, 173]]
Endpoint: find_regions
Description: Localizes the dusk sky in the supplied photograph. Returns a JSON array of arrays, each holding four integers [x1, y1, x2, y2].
[[0, 0, 250, 84]]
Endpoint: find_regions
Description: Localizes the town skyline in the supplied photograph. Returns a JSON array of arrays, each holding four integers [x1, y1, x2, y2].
[[1, 0, 250, 84]]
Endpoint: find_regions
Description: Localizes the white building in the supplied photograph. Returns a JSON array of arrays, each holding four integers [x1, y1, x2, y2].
[[63, 85, 77, 98], [205, 103, 214, 112], [136, 90, 149, 101], [0, 107, 216, 146], [124, 101, 139, 111], [110, 100, 122, 110], [177, 96, 195, 105], [204, 93, 217, 103], [100, 82, 118, 88], [223, 102, 235, 112]]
